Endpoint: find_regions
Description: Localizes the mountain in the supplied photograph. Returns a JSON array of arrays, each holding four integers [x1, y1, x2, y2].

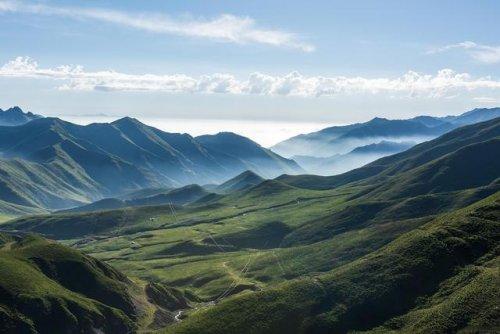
[[0, 232, 189, 333], [129, 184, 210, 207], [0, 158, 98, 214], [2, 118, 499, 333], [278, 116, 500, 190], [118, 187, 173, 200], [271, 117, 445, 158], [163, 119, 499, 333], [0, 113, 300, 213], [216, 170, 265, 193], [0, 106, 42, 126], [293, 140, 415, 175], [168, 193, 499, 334], [271, 107, 500, 174], [349, 140, 415, 154], [441, 107, 500, 125], [196, 132, 303, 177], [60, 184, 211, 214]]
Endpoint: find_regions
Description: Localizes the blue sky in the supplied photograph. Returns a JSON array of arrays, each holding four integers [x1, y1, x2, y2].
[[0, 0, 499, 145]]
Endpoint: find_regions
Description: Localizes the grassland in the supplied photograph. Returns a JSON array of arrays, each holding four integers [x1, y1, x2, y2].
[[2, 118, 499, 333], [165, 193, 500, 333]]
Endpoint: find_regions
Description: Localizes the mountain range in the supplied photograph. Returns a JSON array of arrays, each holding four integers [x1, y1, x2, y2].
[[0, 108, 301, 214], [1, 116, 498, 333], [54, 170, 265, 214], [271, 107, 500, 174], [59, 184, 212, 214], [0, 106, 42, 126], [0, 106, 497, 214]]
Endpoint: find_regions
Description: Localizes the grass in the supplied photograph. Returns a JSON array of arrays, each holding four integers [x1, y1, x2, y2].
[[5, 171, 497, 304], [165, 193, 499, 333], [0, 234, 137, 333], [1, 119, 498, 332]]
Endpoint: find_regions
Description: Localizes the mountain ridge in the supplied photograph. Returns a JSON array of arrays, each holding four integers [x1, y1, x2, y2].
[[1, 117, 499, 333], [0, 106, 42, 126], [0, 109, 301, 213], [271, 107, 500, 174]]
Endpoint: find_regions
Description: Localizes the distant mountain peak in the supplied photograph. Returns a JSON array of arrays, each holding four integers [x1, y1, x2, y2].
[[208, 131, 253, 141], [0, 106, 42, 126], [216, 169, 265, 193], [239, 170, 261, 178], [112, 116, 143, 126], [368, 117, 389, 123], [5, 106, 23, 113]]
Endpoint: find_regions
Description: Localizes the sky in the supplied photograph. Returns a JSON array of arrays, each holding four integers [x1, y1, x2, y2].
[[0, 0, 499, 146]]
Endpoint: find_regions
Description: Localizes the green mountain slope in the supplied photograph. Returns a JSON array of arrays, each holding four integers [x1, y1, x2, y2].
[[129, 185, 210, 207], [0, 232, 192, 333], [216, 170, 265, 193], [60, 184, 211, 214], [0, 233, 138, 333], [0, 111, 301, 213], [2, 118, 499, 333], [0, 158, 99, 214], [167, 193, 499, 334]]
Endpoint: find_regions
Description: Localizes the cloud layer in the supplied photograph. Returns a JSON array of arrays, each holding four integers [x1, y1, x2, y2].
[[0, 0, 314, 52], [2, 57, 500, 98], [429, 41, 500, 64]]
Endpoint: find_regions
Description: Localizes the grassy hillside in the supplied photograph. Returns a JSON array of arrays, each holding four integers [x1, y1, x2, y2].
[[59, 184, 212, 214], [216, 170, 265, 193], [0, 158, 99, 214], [0, 232, 193, 333], [166, 193, 499, 333], [2, 118, 499, 333], [0, 233, 138, 333]]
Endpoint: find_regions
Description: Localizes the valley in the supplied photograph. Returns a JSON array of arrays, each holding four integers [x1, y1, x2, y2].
[[2, 3, 499, 332], [1, 115, 498, 333]]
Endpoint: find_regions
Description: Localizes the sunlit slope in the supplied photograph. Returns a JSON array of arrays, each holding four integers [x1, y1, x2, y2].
[[215, 170, 265, 193], [0, 232, 193, 333], [2, 117, 499, 323], [0, 233, 138, 333], [167, 193, 499, 334]]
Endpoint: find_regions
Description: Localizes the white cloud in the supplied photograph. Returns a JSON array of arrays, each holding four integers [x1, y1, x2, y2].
[[428, 41, 500, 64], [0, 0, 314, 52], [472, 96, 499, 104], [2, 56, 500, 98]]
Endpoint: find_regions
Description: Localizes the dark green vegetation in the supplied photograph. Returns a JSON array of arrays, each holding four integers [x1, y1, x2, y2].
[[1, 117, 499, 333], [0, 108, 300, 214], [0, 232, 190, 333], [215, 170, 265, 193], [272, 107, 500, 175], [168, 194, 499, 333], [59, 172, 266, 213], [60, 184, 212, 214]]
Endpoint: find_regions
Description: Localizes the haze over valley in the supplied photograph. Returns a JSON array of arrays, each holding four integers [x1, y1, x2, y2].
[[1, 1, 499, 333]]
